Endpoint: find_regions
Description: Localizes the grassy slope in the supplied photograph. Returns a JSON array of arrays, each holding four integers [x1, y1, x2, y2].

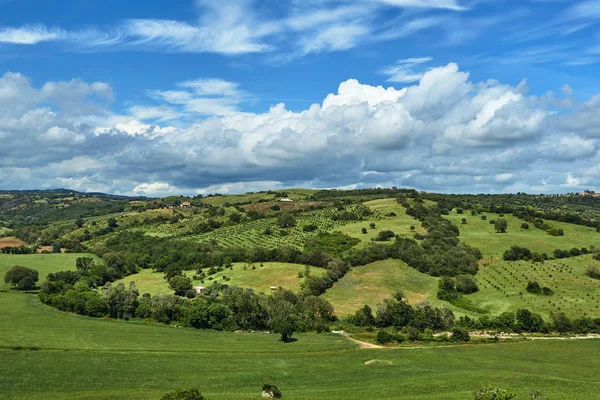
[[470, 256, 600, 318], [332, 198, 426, 247], [116, 262, 326, 295], [2, 290, 600, 399], [322, 259, 442, 316], [444, 211, 600, 318], [445, 211, 599, 259]]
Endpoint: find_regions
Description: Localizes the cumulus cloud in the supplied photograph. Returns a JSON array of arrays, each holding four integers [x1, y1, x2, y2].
[[2, 63, 600, 194]]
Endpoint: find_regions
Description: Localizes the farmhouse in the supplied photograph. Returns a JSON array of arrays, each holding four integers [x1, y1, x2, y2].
[[278, 198, 293, 202], [180, 202, 191, 208], [194, 286, 205, 294], [581, 190, 600, 198]]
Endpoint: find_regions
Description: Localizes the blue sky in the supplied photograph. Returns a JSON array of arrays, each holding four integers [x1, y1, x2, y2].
[[0, 0, 599, 196]]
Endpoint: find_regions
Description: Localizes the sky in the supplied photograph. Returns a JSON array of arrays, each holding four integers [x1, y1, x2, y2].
[[0, 0, 599, 196]]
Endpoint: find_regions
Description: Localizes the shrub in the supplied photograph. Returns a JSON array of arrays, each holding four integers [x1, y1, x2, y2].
[[521, 223, 529, 229], [481, 215, 487, 221], [376, 330, 395, 344], [450, 326, 470, 342], [473, 385, 515, 400], [374, 230, 395, 241], [586, 266, 600, 279], [160, 388, 204, 400], [303, 223, 318, 232]]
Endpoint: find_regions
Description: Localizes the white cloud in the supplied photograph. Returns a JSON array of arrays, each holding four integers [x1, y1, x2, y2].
[[3, 63, 600, 194], [0, 25, 63, 44], [132, 182, 178, 196], [380, 57, 433, 83], [373, 0, 467, 11]]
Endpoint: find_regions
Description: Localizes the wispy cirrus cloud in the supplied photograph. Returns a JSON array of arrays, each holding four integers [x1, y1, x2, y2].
[[0, 0, 466, 58], [0, 24, 63, 44], [380, 57, 433, 82]]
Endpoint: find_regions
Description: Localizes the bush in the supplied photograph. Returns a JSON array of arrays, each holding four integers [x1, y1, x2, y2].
[[450, 326, 470, 342], [521, 223, 529, 229], [586, 266, 600, 279], [374, 230, 395, 241], [262, 384, 282, 399], [376, 330, 395, 344], [481, 215, 487, 220], [303, 224, 318, 232], [160, 388, 204, 400], [473, 385, 516, 400]]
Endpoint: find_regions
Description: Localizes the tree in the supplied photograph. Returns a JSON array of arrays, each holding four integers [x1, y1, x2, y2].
[[169, 275, 193, 296], [461, 218, 467, 224], [76, 257, 95, 275], [107, 217, 118, 228], [160, 388, 204, 400], [276, 213, 296, 228], [494, 218, 508, 233], [4, 266, 39, 291], [102, 282, 139, 319], [455, 274, 478, 294], [521, 223, 529, 229], [473, 385, 516, 400], [75, 217, 85, 228], [361, 227, 367, 234], [370, 222, 376, 229]]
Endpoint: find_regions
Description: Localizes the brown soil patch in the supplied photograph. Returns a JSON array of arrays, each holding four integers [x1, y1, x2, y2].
[[36, 246, 66, 253], [0, 237, 28, 248]]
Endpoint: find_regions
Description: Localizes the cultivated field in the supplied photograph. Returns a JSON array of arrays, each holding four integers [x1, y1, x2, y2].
[[0, 236, 27, 248]]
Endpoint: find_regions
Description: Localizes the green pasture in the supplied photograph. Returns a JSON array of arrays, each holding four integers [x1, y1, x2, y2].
[[0, 253, 93, 290], [1, 290, 600, 399], [116, 262, 327, 295], [445, 211, 600, 259], [333, 198, 426, 247], [322, 259, 443, 316]]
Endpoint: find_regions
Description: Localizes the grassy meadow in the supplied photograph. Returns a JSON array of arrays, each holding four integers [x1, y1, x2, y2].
[[445, 211, 600, 259], [333, 198, 426, 247], [323, 259, 441, 316], [116, 262, 326, 295], [2, 288, 600, 399]]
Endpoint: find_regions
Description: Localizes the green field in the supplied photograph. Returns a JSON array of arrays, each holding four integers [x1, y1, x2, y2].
[[445, 211, 599, 260], [0, 253, 94, 290], [323, 259, 442, 316], [116, 262, 326, 295], [333, 199, 426, 247], [2, 289, 600, 399]]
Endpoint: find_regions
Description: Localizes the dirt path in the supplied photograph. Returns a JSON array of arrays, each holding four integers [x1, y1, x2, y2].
[[332, 330, 385, 349], [333, 330, 600, 350]]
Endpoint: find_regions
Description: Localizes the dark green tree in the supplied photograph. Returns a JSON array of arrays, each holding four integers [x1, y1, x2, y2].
[[4, 266, 39, 291], [494, 218, 508, 233], [169, 275, 193, 296], [160, 388, 204, 400]]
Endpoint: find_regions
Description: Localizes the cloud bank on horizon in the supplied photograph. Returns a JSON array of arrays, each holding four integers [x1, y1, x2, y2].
[[0, 0, 599, 196]]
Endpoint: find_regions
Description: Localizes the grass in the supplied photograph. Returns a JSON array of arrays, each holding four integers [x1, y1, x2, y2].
[[0, 253, 94, 290], [323, 259, 440, 316], [333, 199, 426, 247], [445, 211, 599, 259], [1, 290, 600, 399], [116, 262, 327, 295]]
